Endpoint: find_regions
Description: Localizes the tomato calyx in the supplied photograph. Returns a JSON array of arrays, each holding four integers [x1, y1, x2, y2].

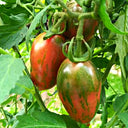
[[62, 37, 92, 63], [43, 12, 69, 40]]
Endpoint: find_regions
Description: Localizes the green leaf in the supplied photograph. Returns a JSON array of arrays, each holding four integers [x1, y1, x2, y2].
[[0, 13, 28, 49], [1, 0, 16, 4], [10, 75, 34, 96], [113, 94, 128, 113], [12, 110, 67, 128], [0, 47, 9, 54], [98, 0, 128, 34], [0, 119, 7, 127], [0, 55, 24, 104], [1, 95, 16, 106], [118, 112, 128, 127], [114, 0, 126, 10], [26, 3, 53, 47], [61, 115, 80, 128], [115, 7, 128, 79]]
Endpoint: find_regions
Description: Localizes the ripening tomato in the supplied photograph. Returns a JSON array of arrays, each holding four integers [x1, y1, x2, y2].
[[30, 32, 65, 90], [57, 59, 101, 123], [61, 2, 98, 41], [62, 19, 98, 41]]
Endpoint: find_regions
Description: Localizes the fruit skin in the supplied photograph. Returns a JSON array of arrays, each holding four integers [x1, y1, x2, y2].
[[57, 59, 101, 123], [30, 32, 65, 90]]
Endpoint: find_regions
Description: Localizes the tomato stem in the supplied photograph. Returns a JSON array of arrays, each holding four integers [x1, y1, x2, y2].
[[13, 46, 30, 77], [54, 0, 79, 18], [0, 106, 8, 122], [34, 86, 46, 112], [16, 0, 34, 17], [14, 95, 18, 115], [55, 0, 100, 19], [100, 102, 108, 128], [75, 18, 84, 57], [52, 12, 68, 33], [25, 98, 28, 114], [12, 46, 47, 112]]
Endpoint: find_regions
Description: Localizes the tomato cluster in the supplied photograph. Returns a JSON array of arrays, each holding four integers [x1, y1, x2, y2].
[[30, 1, 101, 125]]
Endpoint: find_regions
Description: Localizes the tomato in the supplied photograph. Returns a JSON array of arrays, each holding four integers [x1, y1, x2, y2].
[[62, 19, 98, 41], [61, 3, 98, 41], [57, 59, 101, 123], [30, 32, 65, 90]]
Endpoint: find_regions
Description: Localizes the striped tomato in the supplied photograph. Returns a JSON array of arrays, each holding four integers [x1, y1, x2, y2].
[[30, 32, 65, 90], [61, 2, 98, 41], [57, 59, 101, 123]]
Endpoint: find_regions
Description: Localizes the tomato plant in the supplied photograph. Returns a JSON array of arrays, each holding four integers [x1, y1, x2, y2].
[[30, 32, 65, 90], [0, 0, 128, 128], [57, 59, 101, 123]]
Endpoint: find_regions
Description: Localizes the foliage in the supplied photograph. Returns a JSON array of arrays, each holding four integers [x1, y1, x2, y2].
[[0, 0, 128, 128]]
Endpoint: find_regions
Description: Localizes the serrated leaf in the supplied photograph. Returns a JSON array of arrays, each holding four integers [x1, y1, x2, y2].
[[10, 75, 34, 96], [0, 55, 24, 104], [113, 94, 128, 113], [0, 13, 28, 49], [26, 3, 52, 47], [98, 0, 128, 34], [12, 110, 67, 128], [115, 8, 128, 79], [118, 112, 128, 127]]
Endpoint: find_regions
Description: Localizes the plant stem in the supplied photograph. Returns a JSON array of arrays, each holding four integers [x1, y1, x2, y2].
[[34, 86, 46, 112], [0, 106, 8, 122], [102, 54, 117, 84], [55, 0, 79, 18], [12, 46, 46, 112], [75, 18, 84, 57], [14, 95, 18, 115], [52, 12, 68, 33], [94, 0, 101, 18], [100, 102, 108, 128], [12, 46, 30, 77], [16, 0, 34, 17], [25, 98, 28, 114]]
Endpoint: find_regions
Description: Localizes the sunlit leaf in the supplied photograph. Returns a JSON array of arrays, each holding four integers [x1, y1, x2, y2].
[[26, 3, 53, 47], [0, 14, 28, 49], [115, 8, 128, 79], [0, 55, 24, 104], [12, 110, 67, 128]]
